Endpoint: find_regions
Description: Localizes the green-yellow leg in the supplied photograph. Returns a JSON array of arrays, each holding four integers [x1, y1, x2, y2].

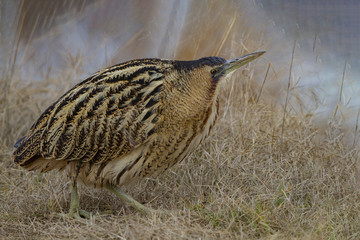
[[105, 183, 154, 215], [67, 181, 91, 219]]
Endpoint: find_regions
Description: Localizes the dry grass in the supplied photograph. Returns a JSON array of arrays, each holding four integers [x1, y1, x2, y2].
[[1, 0, 360, 239]]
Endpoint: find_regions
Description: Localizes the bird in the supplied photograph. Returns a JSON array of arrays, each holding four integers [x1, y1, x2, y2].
[[13, 51, 265, 218]]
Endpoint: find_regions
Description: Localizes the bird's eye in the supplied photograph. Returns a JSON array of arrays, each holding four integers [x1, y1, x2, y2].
[[210, 69, 217, 75]]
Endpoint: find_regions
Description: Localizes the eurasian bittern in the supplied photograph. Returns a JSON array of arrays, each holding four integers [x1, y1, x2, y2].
[[13, 51, 265, 218]]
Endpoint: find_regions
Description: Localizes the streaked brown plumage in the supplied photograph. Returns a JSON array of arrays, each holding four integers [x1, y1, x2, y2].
[[13, 52, 265, 217]]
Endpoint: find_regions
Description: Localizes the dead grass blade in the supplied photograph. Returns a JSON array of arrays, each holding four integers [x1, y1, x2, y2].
[[281, 40, 296, 141]]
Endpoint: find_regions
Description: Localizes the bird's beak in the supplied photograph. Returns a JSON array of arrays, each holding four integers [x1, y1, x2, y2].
[[216, 51, 265, 77]]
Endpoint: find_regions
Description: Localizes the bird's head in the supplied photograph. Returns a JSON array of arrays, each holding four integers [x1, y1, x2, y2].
[[208, 51, 265, 82], [170, 51, 265, 110]]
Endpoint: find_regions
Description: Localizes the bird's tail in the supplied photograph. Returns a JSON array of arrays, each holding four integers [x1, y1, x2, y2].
[[13, 131, 66, 172]]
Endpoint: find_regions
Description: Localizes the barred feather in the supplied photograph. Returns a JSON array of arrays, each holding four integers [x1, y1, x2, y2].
[[13, 57, 227, 187]]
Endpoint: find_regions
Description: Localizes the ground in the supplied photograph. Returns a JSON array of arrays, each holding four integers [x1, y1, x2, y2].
[[1, 76, 359, 239], [1, 1, 359, 238]]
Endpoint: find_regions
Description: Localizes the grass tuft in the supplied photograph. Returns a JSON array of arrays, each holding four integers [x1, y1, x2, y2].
[[1, 1, 359, 239]]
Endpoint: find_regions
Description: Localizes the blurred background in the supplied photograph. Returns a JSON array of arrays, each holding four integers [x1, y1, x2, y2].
[[2, 2, 360, 238], [1, 0, 359, 135]]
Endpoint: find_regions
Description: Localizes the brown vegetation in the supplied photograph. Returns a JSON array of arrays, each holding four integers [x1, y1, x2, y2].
[[1, 0, 359, 239]]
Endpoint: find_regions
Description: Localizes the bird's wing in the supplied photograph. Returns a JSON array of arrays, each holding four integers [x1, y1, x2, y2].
[[13, 60, 168, 166]]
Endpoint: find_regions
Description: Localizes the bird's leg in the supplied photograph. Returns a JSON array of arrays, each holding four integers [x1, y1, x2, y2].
[[105, 183, 154, 215], [67, 180, 91, 219]]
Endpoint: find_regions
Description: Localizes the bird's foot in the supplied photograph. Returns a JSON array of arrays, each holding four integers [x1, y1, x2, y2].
[[57, 209, 92, 220], [105, 183, 169, 216]]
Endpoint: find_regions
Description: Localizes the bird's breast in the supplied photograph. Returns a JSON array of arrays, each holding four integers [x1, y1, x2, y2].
[[82, 97, 220, 188], [139, 97, 220, 177]]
